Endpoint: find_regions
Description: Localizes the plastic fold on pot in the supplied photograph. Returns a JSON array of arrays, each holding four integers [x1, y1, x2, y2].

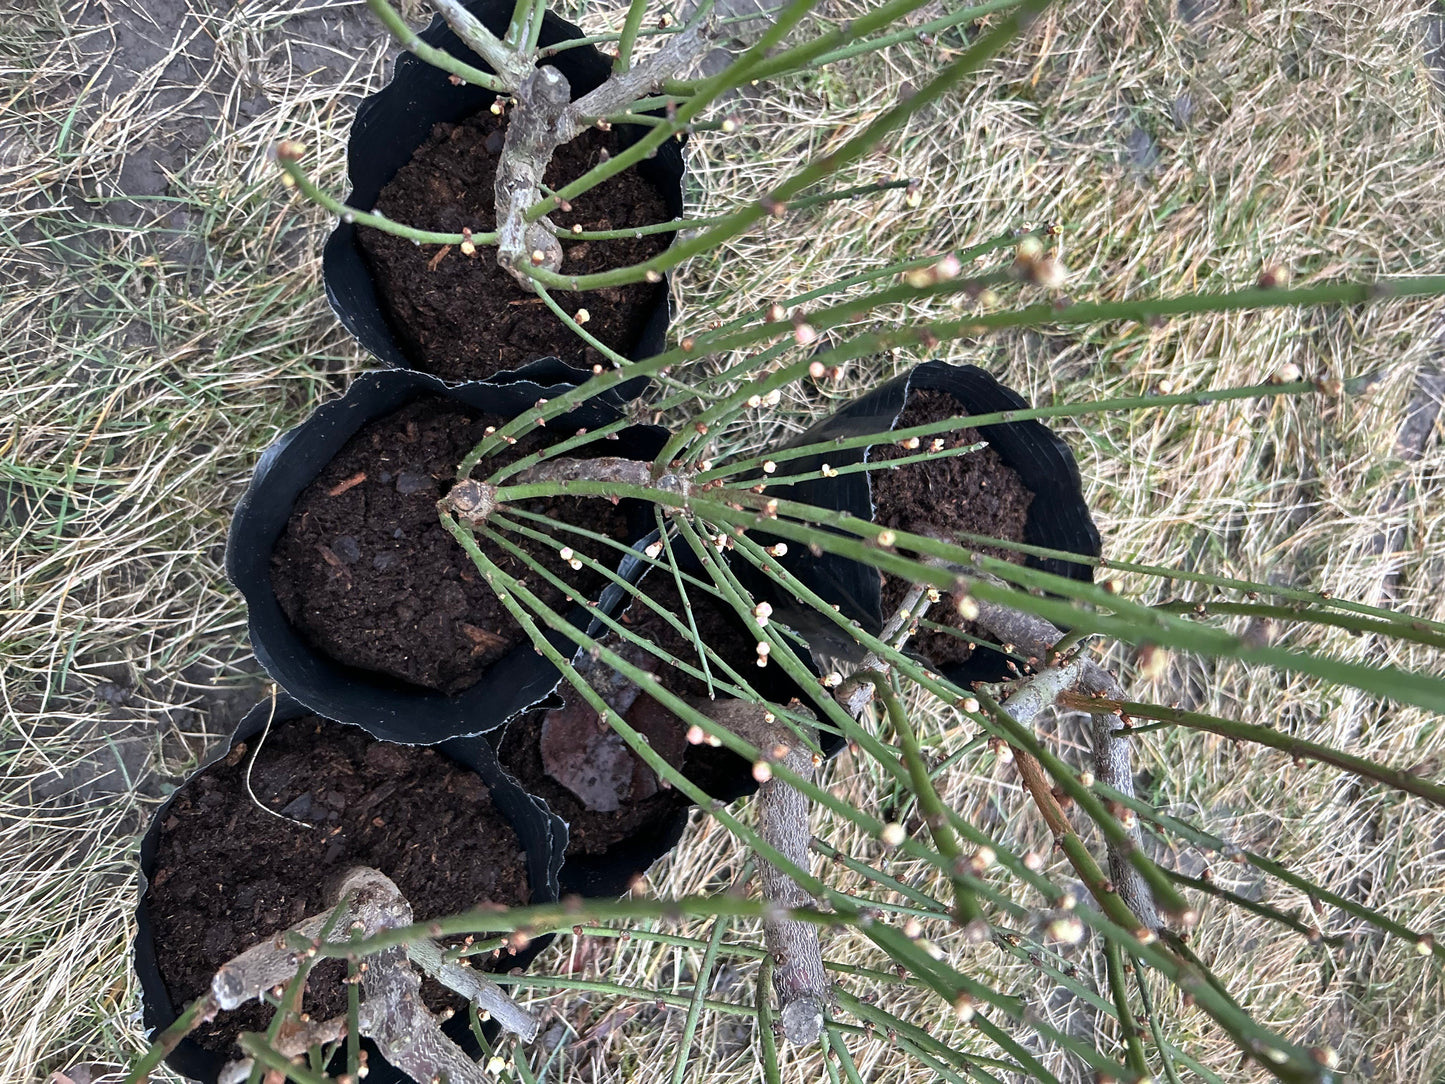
[[765, 360, 1100, 684], [322, 0, 684, 391], [133, 693, 564, 1084], [226, 368, 668, 744]]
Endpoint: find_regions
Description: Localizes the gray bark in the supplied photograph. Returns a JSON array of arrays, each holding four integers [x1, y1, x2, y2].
[[210, 867, 540, 1084], [495, 65, 571, 283], [698, 700, 829, 1044], [969, 582, 1161, 931]]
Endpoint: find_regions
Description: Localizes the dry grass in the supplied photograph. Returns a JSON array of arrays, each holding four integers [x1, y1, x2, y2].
[[3, 0, 1444, 1082]]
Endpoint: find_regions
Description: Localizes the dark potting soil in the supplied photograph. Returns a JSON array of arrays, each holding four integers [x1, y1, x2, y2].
[[869, 388, 1034, 670], [144, 715, 531, 1056], [359, 108, 672, 381], [496, 578, 755, 856], [270, 396, 635, 694]]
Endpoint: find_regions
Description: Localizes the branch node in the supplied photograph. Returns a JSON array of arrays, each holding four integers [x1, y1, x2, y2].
[[443, 479, 498, 525]]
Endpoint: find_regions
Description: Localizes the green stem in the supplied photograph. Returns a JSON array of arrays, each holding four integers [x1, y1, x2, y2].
[[278, 155, 498, 245], [1136, 968, 1205, 1084], [827, 1027, 868, 1084], [524, 0, 545, 52], [754, 438, 989, 489], [672, 886, 736, 1084], [478, 415, 633, 485], [714, 501, 1445, 717], [479, 513, 766, 710], [492, 970, 756, 1016], [821, 1030, 847, 1084], [757, 955, 781, 1084], [523, 0, 833, 224], [1105, 938, 1150, 1078], [519, 0, 1052, 286], [121, 994, 215, 1084], [986, 689, 1194, 922], [1165, 869, 1344, 947], [346, 952, 360, 1077], [1102, 784, 1445, 962], [915, 616, 1029, 663], [534, 285, 629, 367], [236, 1033, 337, 1084], [836, 989, 1019, 1081], [536, 10, 774, 57], [656, 510, 718, 697], [550, 178, 912, 240], [803, 0, 1025, 70], [566, 923, 937, 989], [1084, 696, 1445, 807], [810, 837, 956, 914], [614, 0, 649, 71], [1150, 598, 1445, 650], [690, 229, 1027, 347], [363, 0, 508, 90], [699, 378, 1313, 481], [505, 0, 536, 49], [857, 669, 983, 925]]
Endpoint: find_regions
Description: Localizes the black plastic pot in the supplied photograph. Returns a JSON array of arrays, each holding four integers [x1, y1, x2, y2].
[[768, 361, 1100, 684], [501, 540, 833, 899], [322, 0, 684, 390], [226, 367, 668, 743], [133, 693, 565, 1084], [551, 780, 689, 900]]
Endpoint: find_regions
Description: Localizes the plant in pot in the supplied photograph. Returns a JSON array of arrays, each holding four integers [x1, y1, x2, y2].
[[227, 368, 668, 741], [125, 0, 1445, 1081], [133, 693, 563, 1084], [282, 0, 916, 386], [768, 359, 1101, 686], [314, 0, 687, 384]]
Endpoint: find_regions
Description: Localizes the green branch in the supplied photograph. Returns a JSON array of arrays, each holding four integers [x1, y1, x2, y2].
[[363, 0, 508, 90], [1103, 784, 1445, 963], [277, 153, 498, 245], [518, 0, 1053, 287], [1081, 696, 1445, 807]]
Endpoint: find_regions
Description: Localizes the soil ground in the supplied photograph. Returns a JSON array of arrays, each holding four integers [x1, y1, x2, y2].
[[869, 387, 1035, 671], [5, 1, 1445, 1082], [270, 395, 634, 693]]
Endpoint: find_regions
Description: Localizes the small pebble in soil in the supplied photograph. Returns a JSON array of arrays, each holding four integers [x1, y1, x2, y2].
[[395, 470, 435, 496]]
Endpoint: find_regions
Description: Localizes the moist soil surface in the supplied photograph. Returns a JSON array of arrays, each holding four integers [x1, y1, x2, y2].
[[270, 395, 635, 694], [144, 715, 531, 1056], [869, 388, 1035, 670], [359, 108, 672, 381], [497, 577, 758, 857]]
